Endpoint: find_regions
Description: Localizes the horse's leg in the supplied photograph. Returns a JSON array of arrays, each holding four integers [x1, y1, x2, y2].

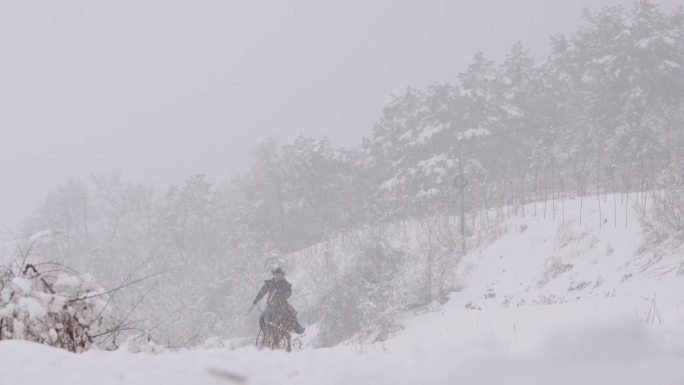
[[274, 323, 285, 350], [265, 328, 272, 350], [262, 325, 270, 349], [268, 328, 276, 350], [278, 323, 291, 351]]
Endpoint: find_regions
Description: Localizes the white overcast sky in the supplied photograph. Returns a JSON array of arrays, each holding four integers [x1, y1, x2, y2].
[[0, 0, 680, 231]]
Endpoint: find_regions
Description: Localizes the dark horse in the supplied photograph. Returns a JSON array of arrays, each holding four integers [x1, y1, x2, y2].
[[256, 302, 298, 351]]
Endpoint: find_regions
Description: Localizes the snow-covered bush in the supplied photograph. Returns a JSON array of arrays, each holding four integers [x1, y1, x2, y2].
[[0, 259, 120, 352], [640, 164, 684, 272], [317, 235, 403, 346]]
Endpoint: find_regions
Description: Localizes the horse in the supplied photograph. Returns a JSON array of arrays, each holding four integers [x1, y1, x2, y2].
[[255, 303, 300, 352]]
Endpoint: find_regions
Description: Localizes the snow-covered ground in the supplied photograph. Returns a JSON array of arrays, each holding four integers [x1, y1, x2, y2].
[[2, 317, 683, 385], [2, 194, 683, 385], [1, 320, 682, 385]]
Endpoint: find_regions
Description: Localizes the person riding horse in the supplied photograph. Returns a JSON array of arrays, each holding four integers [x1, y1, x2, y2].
[[252, 267, 305, 334]]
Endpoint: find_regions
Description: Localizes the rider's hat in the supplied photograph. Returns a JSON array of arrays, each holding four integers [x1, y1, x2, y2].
[[271, 267, 286, 275]]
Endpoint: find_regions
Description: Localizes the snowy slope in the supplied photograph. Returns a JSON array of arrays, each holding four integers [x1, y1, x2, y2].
[[1, 194, 684, 385], [384, 193, 684, 351]]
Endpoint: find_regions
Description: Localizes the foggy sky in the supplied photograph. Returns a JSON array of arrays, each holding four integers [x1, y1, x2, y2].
[[1, 0, 680, 232]]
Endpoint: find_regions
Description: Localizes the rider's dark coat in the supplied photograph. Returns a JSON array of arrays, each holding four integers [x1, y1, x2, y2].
[[254, 278, 292, 305]]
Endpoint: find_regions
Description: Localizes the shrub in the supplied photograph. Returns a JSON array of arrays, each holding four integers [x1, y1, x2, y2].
[[0, 260, 120, 352]]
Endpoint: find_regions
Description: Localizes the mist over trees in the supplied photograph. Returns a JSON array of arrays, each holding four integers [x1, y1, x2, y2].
[[11, 1, 684, 347]]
